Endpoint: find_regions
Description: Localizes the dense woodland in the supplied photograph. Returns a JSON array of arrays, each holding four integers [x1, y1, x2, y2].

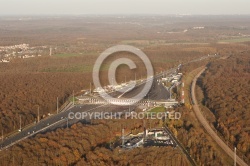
[[169, 107, 232, 166], [0, 119, 189, 166], [0, 72, 88, 133], [0, 104, 234, 166], [198, 52, 250, 160]]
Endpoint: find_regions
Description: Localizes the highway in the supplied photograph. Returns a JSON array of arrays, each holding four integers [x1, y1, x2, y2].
[[0, 75, 172, 151], [191, 67, 248, 166], [0, 104, 99, 150], [121, 78, 170, 100]]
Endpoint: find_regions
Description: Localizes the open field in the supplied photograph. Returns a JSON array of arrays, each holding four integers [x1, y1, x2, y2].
[[218, 37, 250, 43], [53, 53, 81, 58], [149, 106, 165, 113]]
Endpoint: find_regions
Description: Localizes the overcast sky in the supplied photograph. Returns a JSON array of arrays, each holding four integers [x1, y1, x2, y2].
[[0, 0, 250, 15]]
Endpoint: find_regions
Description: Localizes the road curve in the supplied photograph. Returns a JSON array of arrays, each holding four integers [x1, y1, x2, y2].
[[191, 67, 248, 166]]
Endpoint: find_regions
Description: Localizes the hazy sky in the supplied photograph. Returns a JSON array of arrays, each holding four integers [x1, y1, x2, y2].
[[0, 0, 250, 15]]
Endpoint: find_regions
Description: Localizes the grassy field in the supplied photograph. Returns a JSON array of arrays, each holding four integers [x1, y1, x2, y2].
[[53, 51, 98, 58], [41, 65, 93, 72], [41, 63, 110, 73], [149, 106, 166, 113], [218, 37, 250, 43], [121, 40, 210, 46], [53, 53, 81, 57]]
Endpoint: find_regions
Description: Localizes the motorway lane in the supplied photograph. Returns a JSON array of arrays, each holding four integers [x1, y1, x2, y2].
[[106, 68, 176, 100], [89, 66, 177, 103], [146, 79, 170, 100], [0, 103, 138, 150], [120, 78, 170, 101], [0, 104, 99, 150], [191, 68, 248, 166]]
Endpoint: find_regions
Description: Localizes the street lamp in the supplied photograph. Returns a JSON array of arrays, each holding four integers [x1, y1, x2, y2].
[[73, 90, 75, 106], [19, 115, 22, 132], [37, 106, 40, 122], [33, 105, 40, 123], [57, 97, 59, 114], [1, 129, 3, 142]]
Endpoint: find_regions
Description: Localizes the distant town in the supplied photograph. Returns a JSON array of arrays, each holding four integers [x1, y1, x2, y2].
[[0, 44, 51, 63]]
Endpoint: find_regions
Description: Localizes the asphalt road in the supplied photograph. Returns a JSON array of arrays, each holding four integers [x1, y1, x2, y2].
[[0, 104, 98, 150], [0, 72, 173, 151], [121, 78, 170, 100], [191, 67, 248, 166]]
